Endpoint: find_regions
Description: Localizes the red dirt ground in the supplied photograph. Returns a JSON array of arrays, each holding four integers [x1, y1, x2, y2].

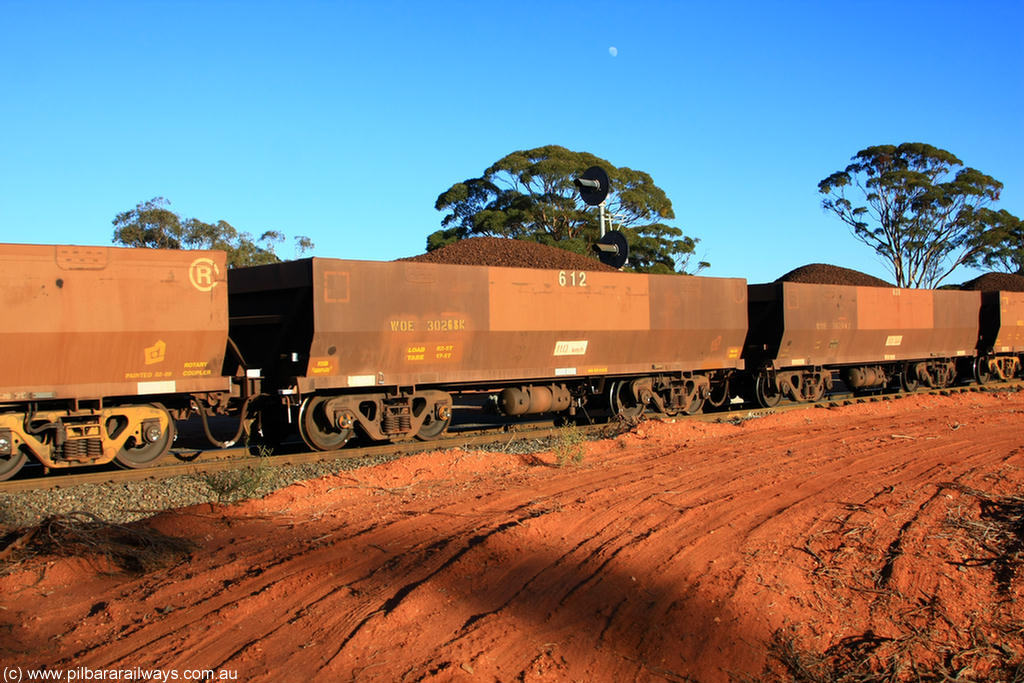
[[4, 392, 1024, 682]]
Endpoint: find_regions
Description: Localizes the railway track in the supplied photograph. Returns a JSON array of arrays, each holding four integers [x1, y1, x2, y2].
[[2, 381, 1021, 494]]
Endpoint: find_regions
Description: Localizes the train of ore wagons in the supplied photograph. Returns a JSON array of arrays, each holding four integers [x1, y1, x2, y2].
[[1, 240, 1023, 481]]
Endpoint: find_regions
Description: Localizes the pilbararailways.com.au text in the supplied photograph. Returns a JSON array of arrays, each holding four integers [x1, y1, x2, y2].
[[4, 667, 238, 682]]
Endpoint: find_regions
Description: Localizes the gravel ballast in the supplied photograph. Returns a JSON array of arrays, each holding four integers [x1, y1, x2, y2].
[[0, 454, 406, 529], [0, 432, 589, 530]]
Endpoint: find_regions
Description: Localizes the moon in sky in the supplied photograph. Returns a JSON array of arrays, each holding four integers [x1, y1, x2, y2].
[[609, 46, 618, 57]]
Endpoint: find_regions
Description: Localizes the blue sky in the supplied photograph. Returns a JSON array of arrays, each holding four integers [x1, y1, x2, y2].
[[2, 0, 1021, 284]]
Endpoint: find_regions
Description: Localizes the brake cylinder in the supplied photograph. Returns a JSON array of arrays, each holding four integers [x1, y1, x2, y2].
[[497, 385, 571, 416], [843, 366, 885, 389]]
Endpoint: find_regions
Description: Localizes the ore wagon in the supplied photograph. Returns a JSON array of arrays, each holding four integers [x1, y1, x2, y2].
[[743, 282, 981, 406], [0, 244, 229, 479], [228, 258, 747, 449], [977, 290, 1024, 381]]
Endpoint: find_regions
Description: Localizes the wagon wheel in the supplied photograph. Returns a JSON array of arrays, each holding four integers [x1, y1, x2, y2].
[[682, 390, 706, 416], [609, 380, 644, 420], [706, 378, 730, 409], [415, 410, 450, 441], [975, 357, 992, 385], [113, 403, 176, 469], [298, 396, 353, 451], [754, 373, 783, 408], [900, 364, 920, 392], [0, 450, 27, 481]]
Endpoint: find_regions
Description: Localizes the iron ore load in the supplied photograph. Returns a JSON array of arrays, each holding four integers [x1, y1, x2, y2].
[[2, 239, 1024, 481]]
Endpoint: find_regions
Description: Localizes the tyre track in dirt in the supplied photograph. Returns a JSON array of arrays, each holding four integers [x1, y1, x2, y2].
[[3, 392, 1023, 682]]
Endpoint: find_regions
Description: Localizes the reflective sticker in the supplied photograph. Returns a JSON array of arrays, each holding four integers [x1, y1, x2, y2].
[[555, 368, 577, 376], [884, 354, 896, 361], [727, 347, 741, 359], [790, 358, 805, 366], [138, 381, 176, 395], [347, 374, 376, 387], [554, 340, 588, 356], [885, 335, 903, 346], [310, 358, 337, 375], [956, 350, 966, 356]]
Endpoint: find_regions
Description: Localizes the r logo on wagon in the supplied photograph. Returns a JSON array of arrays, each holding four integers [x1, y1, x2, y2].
[[189, 257, 221, 292]]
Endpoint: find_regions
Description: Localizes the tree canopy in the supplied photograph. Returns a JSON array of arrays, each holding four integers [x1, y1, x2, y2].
[[112, 197, 313, 268], [431, 145, 707, 274], [964, 209, 1024, 275], [818, 143, 1011, 288]]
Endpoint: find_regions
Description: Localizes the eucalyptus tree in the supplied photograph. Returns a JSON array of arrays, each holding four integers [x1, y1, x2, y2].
[[112, 197, 313, 267], [965, 209, 1024, 275], [432, 145, 707, 274], [818, 143, 1010, 288]]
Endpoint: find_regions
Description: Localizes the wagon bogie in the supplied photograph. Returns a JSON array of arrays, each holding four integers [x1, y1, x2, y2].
[[297, 389, 453, 451], [974, 355, 1020, 384], [914, 359, 958, 388], [600, 372, 715, 418], [0, 402, 176, 478]]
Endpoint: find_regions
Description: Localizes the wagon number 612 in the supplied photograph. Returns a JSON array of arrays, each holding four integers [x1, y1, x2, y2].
[[558, 270, 587, 287]]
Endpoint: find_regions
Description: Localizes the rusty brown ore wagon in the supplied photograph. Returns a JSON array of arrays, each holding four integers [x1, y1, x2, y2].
[[0, 244, 231, 480], [977, 291, 1024, 382], [742, 282, 982, 406], [228, 258, 748, 450]]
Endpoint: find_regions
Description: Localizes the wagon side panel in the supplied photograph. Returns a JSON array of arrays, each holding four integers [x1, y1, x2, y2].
[[928, 289, 981, 359], [853, 287, 937, 361], [0, 244, 229, 401], [296, 260, 746, 391]]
